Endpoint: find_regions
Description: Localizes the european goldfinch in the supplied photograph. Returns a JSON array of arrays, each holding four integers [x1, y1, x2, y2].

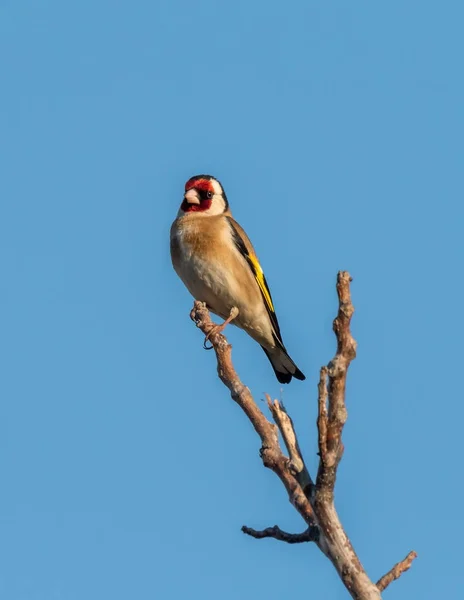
[[170, 174, 305, 384]]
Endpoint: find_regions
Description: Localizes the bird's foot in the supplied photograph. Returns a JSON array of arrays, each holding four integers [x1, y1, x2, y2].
[[203, 306, 239, 350]]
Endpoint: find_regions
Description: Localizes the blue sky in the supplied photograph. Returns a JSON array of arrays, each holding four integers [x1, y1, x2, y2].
[[1, 1, 463, 598]]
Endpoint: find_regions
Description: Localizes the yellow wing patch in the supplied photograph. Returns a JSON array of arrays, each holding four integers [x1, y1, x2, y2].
[[227, 216, 283, 344], [247, 253, 275, 313]]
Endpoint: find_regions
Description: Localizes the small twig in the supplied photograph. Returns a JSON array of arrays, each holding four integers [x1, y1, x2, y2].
[[376, 551, 418, 592], [267, 395, 313, 496], [242, 524, 318, 544]]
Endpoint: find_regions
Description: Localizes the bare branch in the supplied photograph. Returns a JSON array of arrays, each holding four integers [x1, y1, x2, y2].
[[189, 272, 416, 599], [315, 271, 356, 500], [242, 524, 318, 544], [307, 273, 383, 599], [190, 301, 317, 530], [376, 551, 418, 592]]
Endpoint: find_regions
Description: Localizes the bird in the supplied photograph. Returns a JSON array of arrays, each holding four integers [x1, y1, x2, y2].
[[170, 174, 305, 384]]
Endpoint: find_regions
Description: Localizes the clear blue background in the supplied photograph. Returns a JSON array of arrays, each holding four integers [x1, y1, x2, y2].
[[1, 1, 462, 598]]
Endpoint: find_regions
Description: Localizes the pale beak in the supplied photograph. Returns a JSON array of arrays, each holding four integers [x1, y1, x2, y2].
[[184, 189, 201, 205]]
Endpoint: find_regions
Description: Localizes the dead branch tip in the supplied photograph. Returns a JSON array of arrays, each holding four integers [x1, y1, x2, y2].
[[241, 525, 318, 544], [376, 551, 418, 592]]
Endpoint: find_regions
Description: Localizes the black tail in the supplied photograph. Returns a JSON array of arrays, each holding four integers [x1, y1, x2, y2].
[[262, 346, 306, 384]]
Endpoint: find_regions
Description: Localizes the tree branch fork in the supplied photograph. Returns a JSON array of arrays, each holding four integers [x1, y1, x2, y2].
[[189, 271, 416, 599]]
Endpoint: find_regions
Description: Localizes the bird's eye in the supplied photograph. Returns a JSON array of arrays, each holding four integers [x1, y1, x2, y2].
[[206, 191, 213, 199]]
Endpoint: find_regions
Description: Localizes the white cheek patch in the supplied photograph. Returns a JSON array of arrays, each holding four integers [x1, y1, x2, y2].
[[205, 195, 227, 216], [201, 179, 227, 215], [211, 179, 223, 195]]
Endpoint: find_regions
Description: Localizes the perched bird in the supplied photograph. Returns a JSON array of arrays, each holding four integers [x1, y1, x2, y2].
[[170, 174, 305, 384]]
